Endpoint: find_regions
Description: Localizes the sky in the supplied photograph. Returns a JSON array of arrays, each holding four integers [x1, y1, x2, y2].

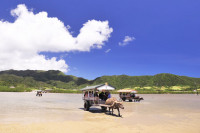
[[0, 0, 200, 79]]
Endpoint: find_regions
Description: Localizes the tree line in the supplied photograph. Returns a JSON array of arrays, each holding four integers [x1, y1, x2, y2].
[[0, 70, 199, 92]]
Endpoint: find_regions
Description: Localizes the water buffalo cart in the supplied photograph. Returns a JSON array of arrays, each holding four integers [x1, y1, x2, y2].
[[117, 89, 143, 102], [36, 90, 42, 96], [81, 83, 115, 111]]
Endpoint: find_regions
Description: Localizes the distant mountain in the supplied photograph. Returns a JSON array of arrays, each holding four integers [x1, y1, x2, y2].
[[92, 73, 200, 89], [0, 70, 199, 92]]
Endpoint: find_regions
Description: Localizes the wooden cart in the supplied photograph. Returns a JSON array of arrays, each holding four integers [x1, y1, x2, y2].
[[81, 83, 115, 111], [117, 89, 143, 102]]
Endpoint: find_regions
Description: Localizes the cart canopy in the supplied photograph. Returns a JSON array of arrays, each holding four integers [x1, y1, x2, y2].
[[117, 89, 137, 93], [81, 83, 115, 91]]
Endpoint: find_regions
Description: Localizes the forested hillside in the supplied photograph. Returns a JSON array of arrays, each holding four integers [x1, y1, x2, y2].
[[0, 70, 199, 92]]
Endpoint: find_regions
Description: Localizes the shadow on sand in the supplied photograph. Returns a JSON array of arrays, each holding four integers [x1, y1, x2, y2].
[[79, 108, 123, 117]]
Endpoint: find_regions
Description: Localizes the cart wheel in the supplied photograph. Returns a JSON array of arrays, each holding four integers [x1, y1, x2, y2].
[[101, 106, 107, 111], [122, 97, 126, 101], [129, 99, 132, 102], [84, 101, 90, 111]]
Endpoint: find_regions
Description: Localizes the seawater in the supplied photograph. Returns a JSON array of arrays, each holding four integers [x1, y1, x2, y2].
[[0, 92, 200, 125]]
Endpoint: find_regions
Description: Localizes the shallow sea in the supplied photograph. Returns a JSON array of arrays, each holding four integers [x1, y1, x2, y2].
[[0, 92, 200, 133]]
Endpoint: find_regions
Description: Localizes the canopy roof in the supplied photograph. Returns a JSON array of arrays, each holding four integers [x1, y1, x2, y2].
[[81, 83, 115, 91], [117, 89, 137, 93]]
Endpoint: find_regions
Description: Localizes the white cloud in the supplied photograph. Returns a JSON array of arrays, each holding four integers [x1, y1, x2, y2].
[[105, 49, 111, 53], [0, 4, 113, 72], [119, 36, 135, 46]]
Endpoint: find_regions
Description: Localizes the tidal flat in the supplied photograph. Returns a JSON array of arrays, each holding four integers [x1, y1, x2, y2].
[[0, 93, 200, 133]]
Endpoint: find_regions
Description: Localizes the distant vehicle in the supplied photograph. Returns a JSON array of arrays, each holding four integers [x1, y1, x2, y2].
[[117, 89, 143, 102], [36, 90, 42, 96], [81, 83, 115, 111]]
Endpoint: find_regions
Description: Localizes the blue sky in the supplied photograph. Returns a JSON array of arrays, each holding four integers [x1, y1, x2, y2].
[[0, 0, 200, 79]]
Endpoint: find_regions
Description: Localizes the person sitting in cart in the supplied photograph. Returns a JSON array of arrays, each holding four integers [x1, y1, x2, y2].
[[104, 92, 111, 100], [89, 91, 94, 97], [94, 91, 99, 97], [84, 92, 88, 97], [99, 92, 107, 101], [105, 92, 108, 100], [107, 92, 111, 98], [131, 93, 136, 98], [99, 92, 104, 100]]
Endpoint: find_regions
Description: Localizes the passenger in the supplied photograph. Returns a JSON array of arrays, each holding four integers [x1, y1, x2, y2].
[[89, 91, 94, 97], [100, 92, 107, 101], [119, 92, 122, 98], [131, 93, 135, 98], [84, 92, 88, 97], [94, 91, 99, 103], [104, 92, 108, 100], [99, 92, 104, 100], [94, 91, 99, 97], [107, 92, 111, 98]]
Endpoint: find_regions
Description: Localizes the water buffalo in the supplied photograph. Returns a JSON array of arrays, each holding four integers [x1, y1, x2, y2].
[[133, 96, 144, 102], [105, 97, 124, 117]]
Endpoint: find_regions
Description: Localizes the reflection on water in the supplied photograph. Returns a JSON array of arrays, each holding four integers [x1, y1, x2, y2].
[[0, 93, 200, 125]]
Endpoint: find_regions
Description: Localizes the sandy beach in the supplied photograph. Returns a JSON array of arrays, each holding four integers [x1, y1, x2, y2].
[[0, 93, 200, 133]]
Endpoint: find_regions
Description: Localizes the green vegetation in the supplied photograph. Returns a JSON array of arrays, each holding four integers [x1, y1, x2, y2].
[[0, 70, 200, 93]]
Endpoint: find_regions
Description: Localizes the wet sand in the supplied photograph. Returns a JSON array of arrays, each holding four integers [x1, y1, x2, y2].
[[0, 93, 200, 133]]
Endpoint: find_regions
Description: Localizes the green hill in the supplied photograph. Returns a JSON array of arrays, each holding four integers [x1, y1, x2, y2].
[[0, 70, 199, 93]]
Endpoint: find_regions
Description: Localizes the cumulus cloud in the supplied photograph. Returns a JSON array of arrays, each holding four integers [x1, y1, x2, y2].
[[119, 36, 135, 46], [0, 4, 113, 72], [105, 49, 111, 53]]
